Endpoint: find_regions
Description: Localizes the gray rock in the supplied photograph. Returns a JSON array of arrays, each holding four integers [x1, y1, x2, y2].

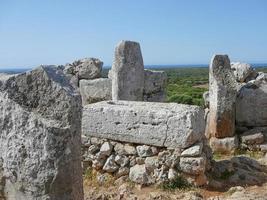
[[103, 155, 119, 173], [111, 40, 144, 101], [136, 145, 155, 157], [236, 82, 267, 127], [168, 168, 178, 180], [181, 142, 203, 157], [143, 69, 167, 102], [180, 156, 206, 175], [241, 128, 265, 145], [124, 144, 137, 155], [145, 156, 159, 172], [231, 62, 257, 83], [82, 101, 205, 149], [129, 164, 150, 185], [208, 55, 237, 138], [114, 142, 125, 155], [209, 136, 238, 153], [79, 78, 112, 105], [88, 144, 100, 154], [115, 155, 129, 167], [73, 58, 103, 80], [100, 142, 113, 156], [116, 167, 130, 178], [0, 66, 83, 200]]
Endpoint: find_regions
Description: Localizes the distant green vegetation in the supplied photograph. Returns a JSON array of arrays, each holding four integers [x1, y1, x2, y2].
[[102, 66, 267, 107], [160, 67, 209, 106]]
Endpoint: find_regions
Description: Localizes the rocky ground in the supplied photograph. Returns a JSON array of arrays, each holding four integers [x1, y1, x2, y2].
[[83, 153, 267, 200]]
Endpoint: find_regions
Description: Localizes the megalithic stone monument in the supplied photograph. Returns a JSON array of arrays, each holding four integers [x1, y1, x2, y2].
[[208, 55, 237, 138], [111, 40, 144, 101]]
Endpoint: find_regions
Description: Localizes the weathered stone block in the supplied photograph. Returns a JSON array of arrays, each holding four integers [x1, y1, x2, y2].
[[82, 101, 205, 149], [231, 62, 257, 83], [0, 66, 83, 200], [236, 82, 267, 127], [208, 55, 237, 138], [112, 41, 144, 101], [79, 78, 112, 105]]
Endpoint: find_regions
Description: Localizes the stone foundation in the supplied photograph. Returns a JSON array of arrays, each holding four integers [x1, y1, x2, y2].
[[81, 136, 211, 186]]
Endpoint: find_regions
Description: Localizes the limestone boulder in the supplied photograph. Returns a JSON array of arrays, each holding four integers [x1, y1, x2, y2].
[[231, 62, 257, 83], [82, 101, 205, 149], [111, 40, 144, 101], [180, 156, 206, 175], [129, 164, 150, 185], [79, 78, 112, 105], [0, 66, 83, 200], [236, 81, 267, 127], [70, 58, 103, 80]]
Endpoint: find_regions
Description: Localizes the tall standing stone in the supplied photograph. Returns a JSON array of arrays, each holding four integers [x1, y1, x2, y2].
[[208, 55, 237, 138], [112, 40, 144, 101], [0, 66, 83, 200]]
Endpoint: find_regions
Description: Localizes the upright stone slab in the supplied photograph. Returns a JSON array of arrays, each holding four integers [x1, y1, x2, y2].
[[0, 66, 83, 200], [112, 41, 144, 101], [208, 55, 237, 138]]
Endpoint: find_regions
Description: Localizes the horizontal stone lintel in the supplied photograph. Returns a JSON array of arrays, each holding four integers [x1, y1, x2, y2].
[[82, 101, 205, 149]]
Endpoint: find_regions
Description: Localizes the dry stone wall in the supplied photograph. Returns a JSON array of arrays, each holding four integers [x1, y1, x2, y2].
[[0, 66, 83, 200], [82, 100, 211, 186]]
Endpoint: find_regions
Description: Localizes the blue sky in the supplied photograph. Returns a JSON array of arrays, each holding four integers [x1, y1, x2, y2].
[[0, 0, 267, 68]]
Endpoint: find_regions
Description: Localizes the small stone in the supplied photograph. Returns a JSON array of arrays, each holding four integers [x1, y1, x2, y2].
[[114, 143, 126, 155], [91, 137, 104, 145], [115, 155, 129, 167], [260, 143, 267, 152], [88, 145, 99, 154], [136, 145, 154, 157], [103, 155, 119, 173], [116, 167, 130, 178], [129, 157, 136, 167], [145, 156, 159, 172], [151, 147, 159, 155], [181, 142, 203, 157], [81, 135, 90, 145], [136, 157, 145, 165], [92, 159, 105, 170], [168, 168, 178, 180], [100, 142, 113, 156], [124, 144, 137, 155], [180, 156, 206, 175], [74, 57, 103, 80], [241, 128, 265, 145], [209, 136, 238, 153], [129, 164, 150, 185]]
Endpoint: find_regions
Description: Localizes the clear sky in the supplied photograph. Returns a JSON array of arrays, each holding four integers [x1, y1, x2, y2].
[[0, 0, 267, 68]]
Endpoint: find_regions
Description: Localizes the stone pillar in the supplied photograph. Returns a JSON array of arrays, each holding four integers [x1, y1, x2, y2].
[[208, 55, 236, 138], [0, 66, 83, 200], [112, 40, 144, 101]]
